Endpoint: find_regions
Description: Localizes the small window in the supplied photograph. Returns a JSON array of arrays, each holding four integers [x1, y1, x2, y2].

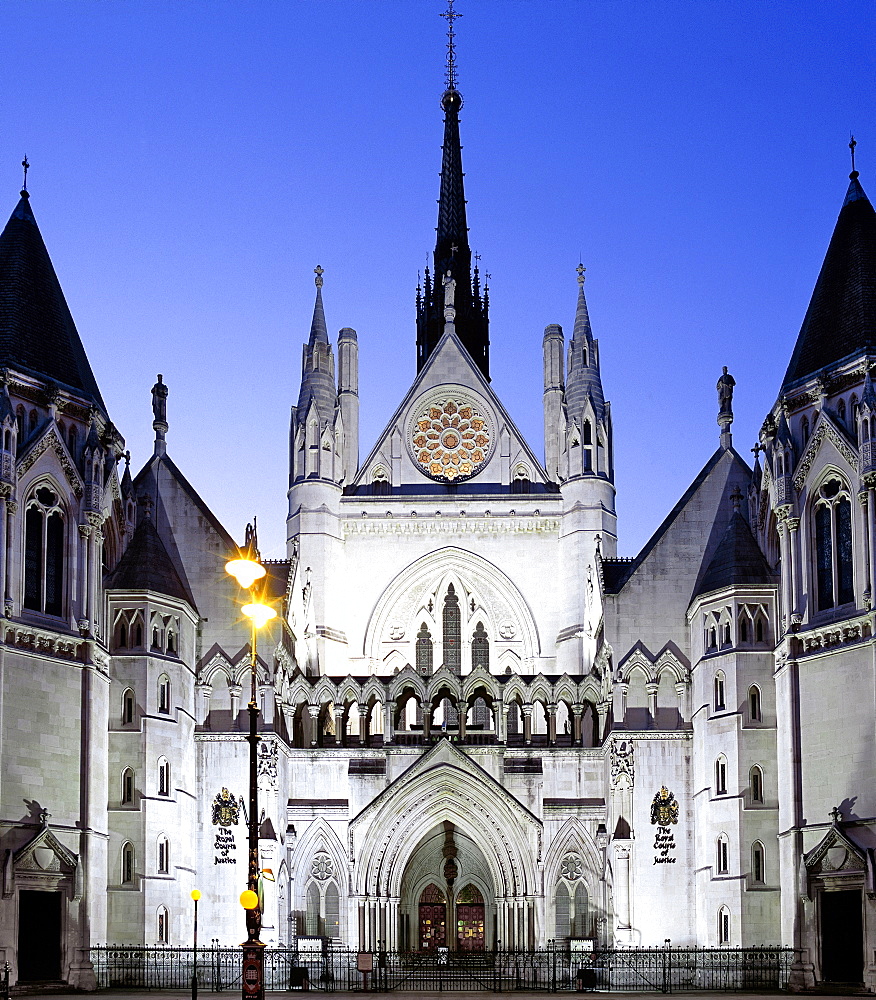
[[801, 415, 810, 445], [752, 842, 765, 884], [748, 686, 761, 722], [122, 842, 135, 884], [750, 765, 764, 803], [715, 756, 727, 795], [716, 834, 729, 874], [157, 836, 169, 874], [707, 626, 717, 651], [68, 425, 77, 454], [157, 906, 169, 944], [739, 615, 749, 643], [121, 767, 134, 805], [122, 689, 135, 725], [158, 675, 171, 714], [134, 622, 143, 647], [717, 906, 730, 945], [28, 409, 37, 432], [838, 398, 847, 425], [721, 622, 731, 647], [152, 627, 161, 650], [117, 621, 128, 649], [166, 631, 175, 655], [754, 616, 765, 643], [714, 673, 726, 711], [158, 757, 170, 796]]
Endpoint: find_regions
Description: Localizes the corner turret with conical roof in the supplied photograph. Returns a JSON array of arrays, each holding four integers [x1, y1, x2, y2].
[[543, 267, 613, 484], [289, 267, 357, 485]]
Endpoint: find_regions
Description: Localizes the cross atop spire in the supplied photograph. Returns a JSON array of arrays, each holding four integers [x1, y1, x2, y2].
[[576, 262, 586, 285], [441, 0, 461, 93], [314, 264, 324, 288], [850, 134, 858, 180], [20, 156, 29, 197]]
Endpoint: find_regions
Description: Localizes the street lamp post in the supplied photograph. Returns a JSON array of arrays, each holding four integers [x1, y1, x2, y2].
[[191, 889, 201, 1000], [226, 547, 277, 1000]]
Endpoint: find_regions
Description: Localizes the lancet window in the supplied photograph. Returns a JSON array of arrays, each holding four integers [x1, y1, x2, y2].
[[471, 621, 489, 670], [752, 842, 765, 883], [443, 584, 461, 672], [415, 623, 433, 675], [813, 477, 854, 611], [157, 906, 169, 943], [23, 486, 65, 617]]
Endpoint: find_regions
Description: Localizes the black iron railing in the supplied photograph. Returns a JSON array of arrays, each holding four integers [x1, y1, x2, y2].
[[90, 942, 794, 992]]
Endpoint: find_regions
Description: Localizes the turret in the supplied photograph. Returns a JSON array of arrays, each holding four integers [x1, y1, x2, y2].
[[0, 374, 17, 488], [291, 267, 339, 483], [542, 323, 564, 481], [560, 267, 613, 483], [337, 327, 359, 483]]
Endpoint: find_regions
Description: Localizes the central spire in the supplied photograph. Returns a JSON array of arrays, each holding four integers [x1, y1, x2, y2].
[[416, 1, 490, 379]]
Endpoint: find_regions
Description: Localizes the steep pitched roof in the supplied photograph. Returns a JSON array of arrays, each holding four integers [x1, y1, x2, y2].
[[693, 510, 773, 599], [782, 176, 876, 389], [0, 194, 106, 410], [104, 514, 196, 607]]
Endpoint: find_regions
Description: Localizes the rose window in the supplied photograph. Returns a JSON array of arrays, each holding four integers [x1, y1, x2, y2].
[[560, 852, 583, 881], [311, 852, 333, 881], [412, 398, 491, 482]]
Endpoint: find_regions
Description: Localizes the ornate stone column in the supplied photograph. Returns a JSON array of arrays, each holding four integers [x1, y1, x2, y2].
[[786, 516, 801, 617], [358, 706, 369, 746], [776, 510, 792, 632], [675, 681, 688, 724], [597, 701, 610, 744], [859, 491, 871, 608], [457, 701, 467, 740], [308, 704, 320, 747], [333, 704, 346, 746], [572, 703, 584, 746], [498, 701, 508, 744], [383, 700, 395, 744], [422, 705, 432, 742], [78, 522, 92, 628], [3, 498, 14, 614], [229, 684, 242, 721], [522, 704, 533, 745], [618, 682, 629, 726], [645, 682, 658, 727], [867, 481, 876, 601], [546, 703, 557, 745]]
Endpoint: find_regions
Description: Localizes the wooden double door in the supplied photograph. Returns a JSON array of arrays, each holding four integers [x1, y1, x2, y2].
[[418, 883, 485, 952]]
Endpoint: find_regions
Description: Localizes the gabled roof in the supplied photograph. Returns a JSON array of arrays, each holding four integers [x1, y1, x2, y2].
[[0, 194, 106, 410], [693, 510, 774, 599], [133, 452, 237, 550], [602, 446, 750, 594], [782, 175, 876, 389], [104, 513, 196, 608]]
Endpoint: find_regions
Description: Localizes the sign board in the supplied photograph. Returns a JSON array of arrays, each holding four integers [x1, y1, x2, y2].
[[357, 952, 373, 973]]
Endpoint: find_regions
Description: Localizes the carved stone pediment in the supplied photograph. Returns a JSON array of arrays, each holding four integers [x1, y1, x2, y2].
[[804, 825, 867, 878], [14, 826, 79, 877]]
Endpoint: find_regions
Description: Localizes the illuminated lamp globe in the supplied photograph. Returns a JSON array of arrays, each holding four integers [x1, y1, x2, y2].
[[225, 557, 266, 590], [240, 889, 259, 911], [191, 889, 201, 902], [242, 602, 277, 629]]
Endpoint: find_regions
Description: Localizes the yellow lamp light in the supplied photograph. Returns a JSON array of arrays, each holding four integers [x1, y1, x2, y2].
[[242, 602, 277, 629], [191, 889, 201, 902], [240, 889, 259, 910], [225, 557, 267, 590]]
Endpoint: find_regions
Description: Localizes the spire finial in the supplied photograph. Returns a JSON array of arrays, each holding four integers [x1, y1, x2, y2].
[[21, 155, 29, 198], [576, 262, 586, 285], [441, 0, 461, 93], [314, 264, 324, 288], [849, 134, 859, 180]]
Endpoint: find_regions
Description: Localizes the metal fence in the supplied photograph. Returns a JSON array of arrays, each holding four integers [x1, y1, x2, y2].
[[90, 943, 794, 992]]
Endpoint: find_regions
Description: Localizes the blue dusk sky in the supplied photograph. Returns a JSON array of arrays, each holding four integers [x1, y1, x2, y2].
[[1, 0, 874, 559]]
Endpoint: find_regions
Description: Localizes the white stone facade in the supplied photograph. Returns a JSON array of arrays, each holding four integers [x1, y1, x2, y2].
[[0, 90, 874, 997]]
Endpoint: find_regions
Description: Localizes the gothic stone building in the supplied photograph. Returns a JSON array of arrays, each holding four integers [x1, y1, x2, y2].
[[0, 73, 875, 993]]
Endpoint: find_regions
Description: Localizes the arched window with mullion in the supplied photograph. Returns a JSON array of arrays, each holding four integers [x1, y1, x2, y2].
[[814, 478, 854, 611], [24, 486, 65, 617]]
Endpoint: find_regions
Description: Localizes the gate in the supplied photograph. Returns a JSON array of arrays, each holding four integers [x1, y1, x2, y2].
[[91, 942, 794, 992]]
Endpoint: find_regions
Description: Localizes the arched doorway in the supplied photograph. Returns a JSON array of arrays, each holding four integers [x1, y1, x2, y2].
[[456, 884, 485, 951], [418, 884, 447, 952]]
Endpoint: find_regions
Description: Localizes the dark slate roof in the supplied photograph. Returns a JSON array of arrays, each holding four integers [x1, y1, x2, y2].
[[104, 514, 196, 607], [782, 176, 876, 389], [0, 194, 106, 410], [693, 510, 774, 599]]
